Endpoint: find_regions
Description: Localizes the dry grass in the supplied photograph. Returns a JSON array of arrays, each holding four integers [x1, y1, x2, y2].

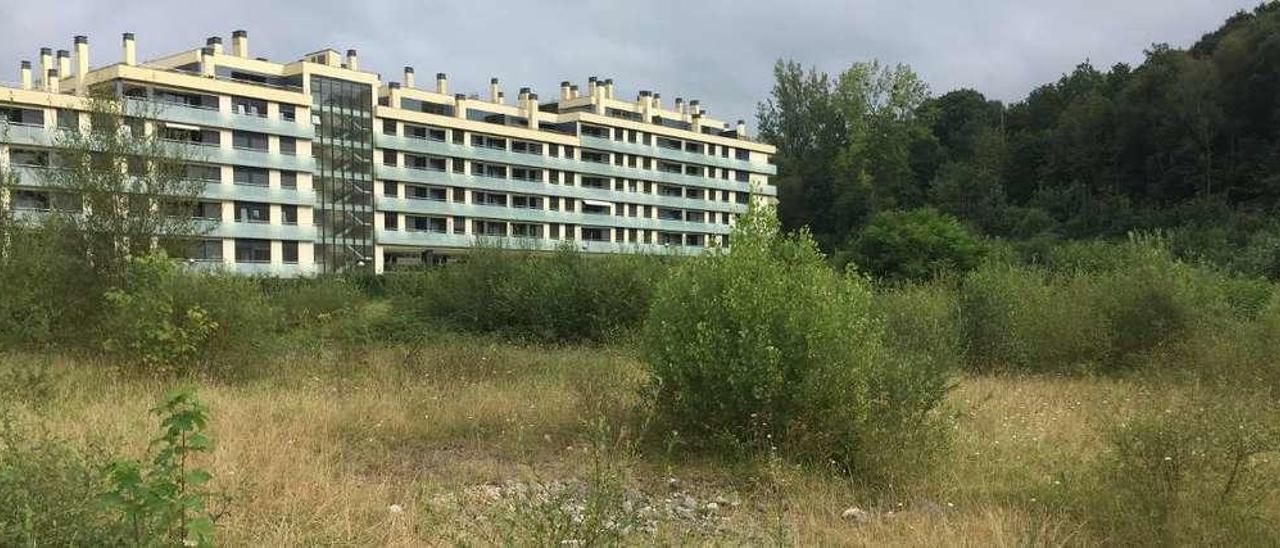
[[2, 343, 1274, 545]]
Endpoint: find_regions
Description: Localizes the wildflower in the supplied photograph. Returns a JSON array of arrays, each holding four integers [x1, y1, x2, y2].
[[389, 504, 404, 514]]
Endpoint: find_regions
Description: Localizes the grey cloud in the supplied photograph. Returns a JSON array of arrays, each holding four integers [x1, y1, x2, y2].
[[0, 0, 1257, 124]]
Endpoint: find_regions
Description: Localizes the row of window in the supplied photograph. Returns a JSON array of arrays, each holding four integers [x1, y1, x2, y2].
[[384, 215, 716, 246], [164, 238, 301, 264]]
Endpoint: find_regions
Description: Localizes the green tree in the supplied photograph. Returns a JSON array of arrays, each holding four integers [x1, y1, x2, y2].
[[846, 208, 983, 281]]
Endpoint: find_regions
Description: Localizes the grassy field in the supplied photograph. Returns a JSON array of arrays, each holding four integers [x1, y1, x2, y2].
[[7, 336, 1270, 546]]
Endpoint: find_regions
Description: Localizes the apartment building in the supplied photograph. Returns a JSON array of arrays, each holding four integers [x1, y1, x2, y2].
[[0, 32, 777, 275]]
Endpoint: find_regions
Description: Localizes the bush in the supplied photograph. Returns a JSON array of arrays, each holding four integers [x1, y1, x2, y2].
[[389, 245, 664, 343], [0, 414, 110, 545], [642, 206, 951, 482], [845, 207, 984, 281], [100, 253, 277, 374], [1079, 387, 1280, 545]]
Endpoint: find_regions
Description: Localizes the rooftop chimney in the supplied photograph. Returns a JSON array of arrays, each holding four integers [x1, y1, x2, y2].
[[453, 93, 466, 118], [38, 48, 52, 91], [652, 92, 661, 109], [206, 36, 223, 56], [675, 97, 686, 115], [560, 80, 571, 101], [19, 61, 32, 90], [345, 49, 359, 71], [199, 46, 215, 76], [518, 86, 531, 102], [436, 72, 448, 95], [489, 77, 501, 104], [122, 33, 136, 66], [587, 76, 598, 98], [737, 120, 747, 136], [403, 66, 415, 88], [570, 84, 579, 99], [232, 30, 248, 58], [604, 78, 615, 99], [73, 35, 88, 95], [46, 69, 59, 94], [56, 50, 70, 80]]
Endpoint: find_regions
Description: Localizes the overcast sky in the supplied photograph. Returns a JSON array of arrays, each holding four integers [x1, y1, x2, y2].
[[0, 0, 1260, 126]]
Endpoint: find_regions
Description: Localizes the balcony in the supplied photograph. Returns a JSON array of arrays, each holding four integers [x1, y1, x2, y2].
[[123, 98, 312, 139]]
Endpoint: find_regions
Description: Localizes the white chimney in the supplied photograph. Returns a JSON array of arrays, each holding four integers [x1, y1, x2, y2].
[[587, 77, 598, 99], [737, 120, 747, 136], [232, 30, 248, 58], [403, 66, 415, 88], [453, 93, 466, 118], [122, 33, 136, 66], [652, 92, 661, 110], [604, 78, 615, 100], [19, 61, 32, 90], [57, 50, 70, 81], [206, 36, 223, 56], [73, 36, 88, 95], [560, 80, 571, 101], [38, 48, 52, 90], [489, 77, 501, 104], [570, 84, 579, 99], [436, 72, 448, 95], [345, 49, 358, 71], [199, 47, 215, 76], [46, 69, 60, 93]]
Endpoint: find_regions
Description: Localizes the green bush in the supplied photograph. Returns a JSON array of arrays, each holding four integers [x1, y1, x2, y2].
[[389, 245, 664, 343], [0, 414, 110, 545], [642, 206, 951, 481], [1080, 387, 1280, 545], [100, 253, 276, 374], [845, 207, 984, 281]]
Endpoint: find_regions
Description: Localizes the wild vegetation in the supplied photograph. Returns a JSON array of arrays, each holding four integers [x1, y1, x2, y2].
[[3, 4, 1280, 545]]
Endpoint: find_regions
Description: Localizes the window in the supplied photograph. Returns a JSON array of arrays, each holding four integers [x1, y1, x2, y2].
[[685, 142, 705, 154], [512, 167, 542, 182], [581, 150, 609, 164], [686, 211, 706, 223], [280, 104, 297, 122], [658, 185, 682, 197], [473, 163, 507, 179], [736, 148, 750, 161], [9, 148, 49, 167], [57, 109, 78, 131], [511, 140, 543, 155], [382, 150, 398, 166], [686, 188, 705, 200], [581, 177, 607, 190], [186, 164, 221, 182], [282, 205, 298, 225], [234, 167, 269, 186], [685, 165, 705, 177], [583, 203, 610, 215], [657, 137, 682, 151], [735, 171, 750, 183], [582, 227, 609, 242], [473, 219, 507, 236], [235, 202, 270, 223], [384, 212, 399, 230], [474, 192, 508, 207], [512, 195, 542, 209], [470, 134, 506, 150], [280, 171, 298, 189], [280, 137, 297, 156], [511, 223, 542, 238], [232, 131, 268, 151], [410, 216, 447, 233], [549, 197, 560, 211], [452, 188, 466, 203], [409, 185, 447, 201], [191, 201, 221, 220], [12, 190, 49, 210], [231, 97, 267, 117], [195, 240, 223, 261], [658, 208, 683, 221], [234, 239, 272, 263], [581, 124, 609, 138], [453, 216, 466, 234], [282, 241, 299, 263], [383, 119, 397, 136], [383, 181, 398, 196]]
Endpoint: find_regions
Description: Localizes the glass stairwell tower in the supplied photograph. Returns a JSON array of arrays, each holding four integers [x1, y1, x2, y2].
[[310, 74, 375, 273]]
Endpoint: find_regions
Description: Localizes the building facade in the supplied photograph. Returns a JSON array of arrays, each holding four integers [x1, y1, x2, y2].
[[0, 32, 777, 275]]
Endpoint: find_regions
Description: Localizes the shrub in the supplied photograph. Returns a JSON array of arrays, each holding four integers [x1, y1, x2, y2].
[[101, 387, 217, 547], [642, 206, 951, 481], [0, 413, 110, 545], [100, 253, 275, 374], [1080, 387, 1280, 545], [389, 245, 664, 343], [846, 207, 984, 281]]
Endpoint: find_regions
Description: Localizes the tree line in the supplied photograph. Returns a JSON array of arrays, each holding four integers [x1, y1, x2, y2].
[[757, 3, 1280, 278]]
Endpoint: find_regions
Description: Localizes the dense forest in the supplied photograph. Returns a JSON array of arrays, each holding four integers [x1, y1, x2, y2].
[[758, 3, 1280, 279]]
